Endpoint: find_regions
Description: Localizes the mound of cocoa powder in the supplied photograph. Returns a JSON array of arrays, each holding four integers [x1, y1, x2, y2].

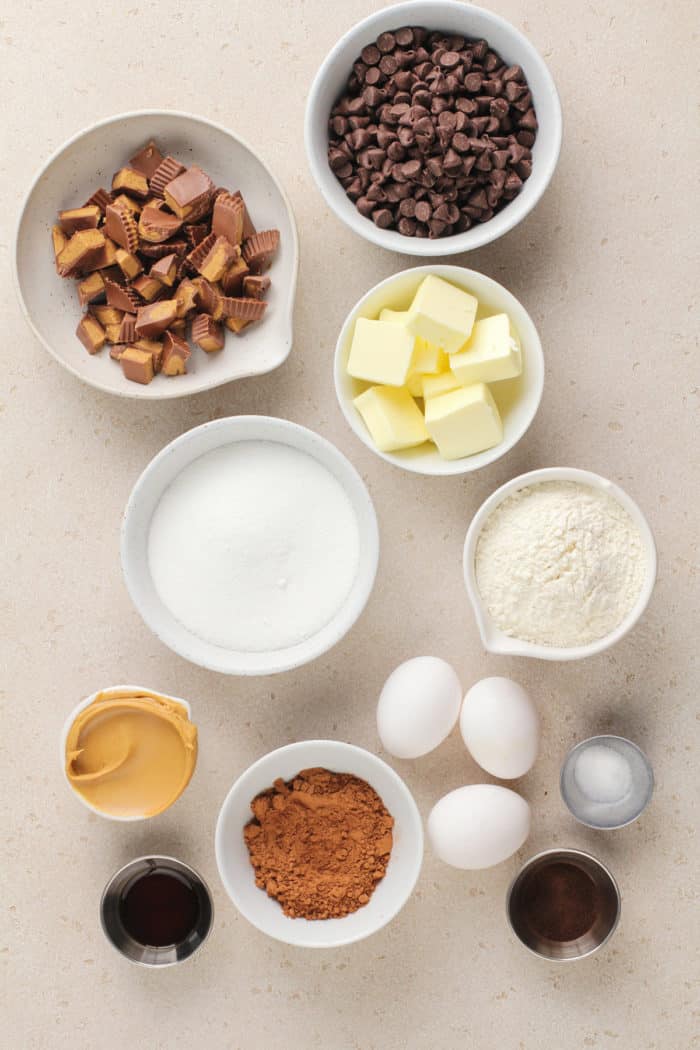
[[243, 767, 394, 920]]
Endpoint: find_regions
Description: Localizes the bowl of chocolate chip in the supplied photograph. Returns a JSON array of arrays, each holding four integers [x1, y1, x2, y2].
[[14, 110, 298, 398], [215, 740, 423, 947], [305, 1, 561, 254]]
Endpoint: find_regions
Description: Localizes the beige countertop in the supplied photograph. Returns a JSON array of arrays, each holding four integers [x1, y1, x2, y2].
[[1, 1, 698, 1047]]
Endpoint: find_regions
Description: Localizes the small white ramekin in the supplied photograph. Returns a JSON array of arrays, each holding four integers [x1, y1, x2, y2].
[[463, 468, 657, 660], [60, 685, 195, 821], [334, 264, 544, 476], [305, 0, 562, 255], [215, 739, 423, 948]]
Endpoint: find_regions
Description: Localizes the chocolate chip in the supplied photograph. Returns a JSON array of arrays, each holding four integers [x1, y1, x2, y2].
[[376, 32, 396, 53], [402, 159, 422, 179], [361, 44, 381, 65], [364, 66, 383, 86], [464, 72, 482, 93], [519, 108, 538, 130], [397, 216, 417, 235], [372, 207, 394, 227], [439, 50, 461, 69], [356, 196, 374, 217], [414, 200, 432, 222], [380, 54, 399, 76], [503, 64, 524, 82], [395, 27, 414, 46], [399, 197, 417, 217]]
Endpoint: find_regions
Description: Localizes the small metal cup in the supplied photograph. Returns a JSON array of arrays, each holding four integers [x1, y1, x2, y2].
[[506, 848, 621, 961], [100, 855, 213, 967], [560, 734, 654, 830]]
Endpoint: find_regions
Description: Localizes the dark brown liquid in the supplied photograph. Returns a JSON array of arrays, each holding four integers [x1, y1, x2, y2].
[[119, 870, 200, 947], [519, 861, 598, 942]]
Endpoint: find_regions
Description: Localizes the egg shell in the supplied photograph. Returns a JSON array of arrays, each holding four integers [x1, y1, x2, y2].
[[377, 656, 462, 759], [427, 784, 530, 869], [460, 677, 539, 779]]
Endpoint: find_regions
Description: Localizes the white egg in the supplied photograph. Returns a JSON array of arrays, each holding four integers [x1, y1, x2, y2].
[[376, 656, 462, 759], [427, 784, 530, 869], [460, 677, 539, 779]]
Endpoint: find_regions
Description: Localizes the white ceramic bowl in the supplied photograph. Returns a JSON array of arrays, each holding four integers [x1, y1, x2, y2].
[[60, 685, 194, 821], [121, 416, 380, 675], [305, 0, 562, 255], [13, 110, 298, 399], [335, 265, 544, 475], [215, 740, 423, 947], [463, 468, 657, 660]]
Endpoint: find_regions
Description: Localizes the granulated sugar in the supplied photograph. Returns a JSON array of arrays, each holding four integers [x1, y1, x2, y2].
[[148, 441, 360, 652]]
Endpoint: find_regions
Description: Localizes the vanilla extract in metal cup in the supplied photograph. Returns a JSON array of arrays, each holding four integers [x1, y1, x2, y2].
[[100, 856, 213, 966], [506, 849, 620, 961]]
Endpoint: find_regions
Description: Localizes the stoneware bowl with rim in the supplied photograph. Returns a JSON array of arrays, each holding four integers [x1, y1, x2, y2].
[[305, 0, 562, 255], [334, 264, 544, 475], [215, 739, 424, 948], [463, 467, 657, 660], [60, 685, 195, 821], [13, 110, 298, 399], [121, 416, 380, 675]]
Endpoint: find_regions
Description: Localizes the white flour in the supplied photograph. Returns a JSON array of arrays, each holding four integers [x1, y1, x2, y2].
[[475, 481, 647, 647], [148, 441, 360, 652]]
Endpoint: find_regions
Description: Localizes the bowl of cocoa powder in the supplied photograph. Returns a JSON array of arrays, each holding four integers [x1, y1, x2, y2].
[[215, 740, 423, 947], [305, 1, 562, 254]]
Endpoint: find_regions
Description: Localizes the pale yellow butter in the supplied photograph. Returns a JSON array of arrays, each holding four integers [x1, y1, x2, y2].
[[421, 370, 462, 399], [450, 313, 522, 385], [354, 386, 429, 452], [347, 318, 415, 386], [424, 383, 503, 460], [406, 275, 478, 354], [406, 371, 425, 397], [379, 308, 446, 375]]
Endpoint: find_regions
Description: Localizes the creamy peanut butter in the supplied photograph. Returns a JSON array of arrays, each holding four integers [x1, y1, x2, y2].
[[65, 689, 197, 818]]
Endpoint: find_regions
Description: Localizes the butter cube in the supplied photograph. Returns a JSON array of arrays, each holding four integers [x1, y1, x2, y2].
[[379, 309, 445, 374], [412, 339, 446, 375], [354, 386, 429, 452], [379, 308, 408, 324], [347, 318, 415, 386], [405, 371, 425, 397], [424, 383, 503, 460], [421, 370, 462, 399], [450, 314, 522, 385], [406, 275, 478, 354]]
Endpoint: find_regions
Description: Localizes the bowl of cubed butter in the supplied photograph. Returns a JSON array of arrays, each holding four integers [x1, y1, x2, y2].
[[334, 265, 544, 475]]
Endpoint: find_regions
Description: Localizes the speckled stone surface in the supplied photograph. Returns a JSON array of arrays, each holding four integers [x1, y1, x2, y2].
[[1, 2, 698, 1048]]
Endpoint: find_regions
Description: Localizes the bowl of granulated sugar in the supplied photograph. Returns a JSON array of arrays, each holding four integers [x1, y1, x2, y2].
[[121, 416, 379, 675]]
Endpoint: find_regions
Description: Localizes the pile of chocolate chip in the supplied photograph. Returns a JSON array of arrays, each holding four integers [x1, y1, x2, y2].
[[327, 27, 538, 239]]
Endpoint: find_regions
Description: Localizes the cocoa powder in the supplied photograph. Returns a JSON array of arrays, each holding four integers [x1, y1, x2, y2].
[[243, 767, 394, 919]]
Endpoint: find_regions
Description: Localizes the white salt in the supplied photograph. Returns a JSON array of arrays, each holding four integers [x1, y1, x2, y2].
[[148, 441, 360, 652], [573, 744, 633, 804]]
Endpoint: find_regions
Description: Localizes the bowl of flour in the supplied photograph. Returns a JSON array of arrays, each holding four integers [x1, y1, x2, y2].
[[463, 468, 656, 660], [121, 417, 379, 674]]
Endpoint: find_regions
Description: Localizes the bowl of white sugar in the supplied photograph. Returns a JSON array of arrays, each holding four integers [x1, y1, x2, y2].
[[121, 417, 379, 675], [463, 467, 657, 661]]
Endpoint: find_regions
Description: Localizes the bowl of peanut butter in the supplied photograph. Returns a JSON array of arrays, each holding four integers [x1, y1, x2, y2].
[[61, 685, 198, 821]]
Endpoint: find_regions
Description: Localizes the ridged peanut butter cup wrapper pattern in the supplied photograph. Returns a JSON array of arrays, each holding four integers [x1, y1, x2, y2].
[[148, 155, 186, 198]]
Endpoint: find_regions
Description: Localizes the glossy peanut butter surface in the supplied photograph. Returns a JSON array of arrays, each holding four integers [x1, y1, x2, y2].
[[65, 690, 197, 817]]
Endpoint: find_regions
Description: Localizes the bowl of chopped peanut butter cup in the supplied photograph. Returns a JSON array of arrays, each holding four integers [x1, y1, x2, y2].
[[14, 110, 298, 398], [215, 740, 423, 947]]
